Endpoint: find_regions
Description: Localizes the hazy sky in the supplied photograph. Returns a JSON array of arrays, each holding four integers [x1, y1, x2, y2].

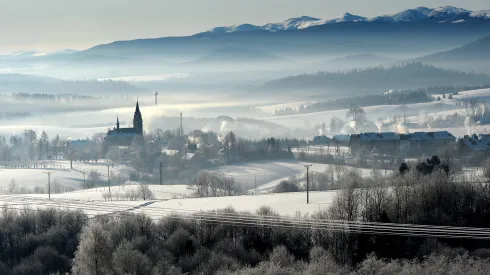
[[1, 0, 488, 53]]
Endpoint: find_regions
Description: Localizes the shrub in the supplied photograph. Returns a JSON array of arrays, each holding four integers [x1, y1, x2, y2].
[[273, 180, 300, 193]]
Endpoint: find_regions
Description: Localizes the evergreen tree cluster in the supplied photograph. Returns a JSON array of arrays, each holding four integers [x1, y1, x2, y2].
[[264, 62, 490, 93]]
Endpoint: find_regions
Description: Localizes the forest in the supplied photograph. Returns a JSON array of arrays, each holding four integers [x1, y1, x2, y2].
[[263, 63, 490, 95], [0, 74, 141, 95], [3, 157, 490, 274], [274, 84, 490, 116]]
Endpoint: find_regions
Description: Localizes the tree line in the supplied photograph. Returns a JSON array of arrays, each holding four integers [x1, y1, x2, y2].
[[274, 84, 490, 116], [263, 62, 490, 94], [10, 92, 98, 102], [0, 74, 141, 95]]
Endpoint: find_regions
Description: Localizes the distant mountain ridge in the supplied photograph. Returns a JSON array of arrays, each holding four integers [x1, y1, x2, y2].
[[184, 46, 284, 65], [417, 36, 490, 62], [327, 53, 395, 64], [262, 62, 490, 95], [202, 6, 490, 35]]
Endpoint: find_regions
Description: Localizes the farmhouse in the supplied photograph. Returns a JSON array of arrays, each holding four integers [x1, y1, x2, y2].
[[458, 134, 490, 156], [350, 131, 456, 157]]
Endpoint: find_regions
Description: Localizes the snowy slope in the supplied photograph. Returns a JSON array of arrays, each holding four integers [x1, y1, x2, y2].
[[262, 16, 321, 31], [132, 191, 336, 217], [0, 190, 337, 217], [28, 184, 193, 201], [205, 160, 375, 192], [202, 6, 490, 35], [261, 88, 490, 137]]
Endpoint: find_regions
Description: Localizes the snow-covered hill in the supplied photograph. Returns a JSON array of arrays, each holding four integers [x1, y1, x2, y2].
[[203, 6, 490, 35], [262, 16, 322, 31]]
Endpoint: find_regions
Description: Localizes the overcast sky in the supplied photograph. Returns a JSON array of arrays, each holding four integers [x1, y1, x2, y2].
[[0, 0, 488, 53]]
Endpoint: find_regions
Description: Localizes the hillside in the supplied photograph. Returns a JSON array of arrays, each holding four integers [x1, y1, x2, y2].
[[412, 36, 490, 72], [418, 36, 490, 62], [183, 46, 284, 66], [324, 53, 396, 69], [261, 62, 490, 95]]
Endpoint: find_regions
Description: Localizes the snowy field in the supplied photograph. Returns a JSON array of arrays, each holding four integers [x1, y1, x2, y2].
[[0, 190, 336, 218], [0, 168, 83, 192], [130, 191, 336, 217], [27, 184, 193, 201], [0, 160, 133, 193], [205, 160, 378, 192]]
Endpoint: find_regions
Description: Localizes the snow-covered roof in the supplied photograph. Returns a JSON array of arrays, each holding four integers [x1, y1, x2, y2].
[[333, 135, 350, 142], [413, 131, 456, 141], [460, 137, 490, 151], [479, 134, 490, 142], [365, 132, 399, 141], [400, 133, 424, 141], [162, 149, 179, 156], [182, 153, 196, 161]]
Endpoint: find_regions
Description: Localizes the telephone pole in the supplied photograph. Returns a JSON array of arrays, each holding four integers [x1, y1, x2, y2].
[[107, 163, 112, 199], [304, 164, 312, 204], [180, 112, 183, 136], [159, 161, 163, 185], [80, 171, 87, 187], [43, 171, 55, 200]]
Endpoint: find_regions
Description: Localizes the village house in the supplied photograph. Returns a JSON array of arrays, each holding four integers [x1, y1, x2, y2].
[[350, 131, 456, 157], [458, 134, 490, 156]]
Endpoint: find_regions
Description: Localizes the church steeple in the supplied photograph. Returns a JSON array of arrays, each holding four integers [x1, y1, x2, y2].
[[135, 100, 141, 115], [133, 100, 143, 135]]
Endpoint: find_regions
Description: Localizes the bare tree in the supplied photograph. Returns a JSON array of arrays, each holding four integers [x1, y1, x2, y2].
[[72, 223, 113, 275], [346, 107, 366, 133], [112, 240, 152, 275], [63, 143, 78, 169], [106, 146, 121, 164], [8, 178, 16, 194], [138, 183, 154, 201], [88, 169, 102, 189]]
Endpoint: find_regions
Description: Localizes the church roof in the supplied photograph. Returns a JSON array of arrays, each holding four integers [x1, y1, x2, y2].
[[107, 128, 138, 137], [135, 100, 141, 115]]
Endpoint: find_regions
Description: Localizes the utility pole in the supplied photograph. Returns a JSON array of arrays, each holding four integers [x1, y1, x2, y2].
[[107, 163, 112, 199], [80, 171, 87, 187], [180, 112, 183, 136], [43, 171, 55, 200], [304, 164, 312, 204], [159, 161, 163, 185]]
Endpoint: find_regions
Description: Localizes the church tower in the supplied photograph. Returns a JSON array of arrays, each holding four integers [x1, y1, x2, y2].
[[133, 101, 143, 135]]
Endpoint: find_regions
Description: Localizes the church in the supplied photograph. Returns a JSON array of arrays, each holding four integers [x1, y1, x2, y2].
[[105, 101, 143, 145]]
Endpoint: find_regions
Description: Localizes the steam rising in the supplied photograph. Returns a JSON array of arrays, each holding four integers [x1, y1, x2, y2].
[[347, 120, 358, 134], [396, 122, 409, 134], [375, 119, 384, 133], [464, 116, 473, 136]]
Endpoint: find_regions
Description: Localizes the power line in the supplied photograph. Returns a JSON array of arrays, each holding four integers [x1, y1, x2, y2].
[[3, 195, 490, 240]]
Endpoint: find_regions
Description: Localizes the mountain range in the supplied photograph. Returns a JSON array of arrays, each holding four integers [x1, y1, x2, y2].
[[203, 6, 490, 35], [1, 5, 490, 80]]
